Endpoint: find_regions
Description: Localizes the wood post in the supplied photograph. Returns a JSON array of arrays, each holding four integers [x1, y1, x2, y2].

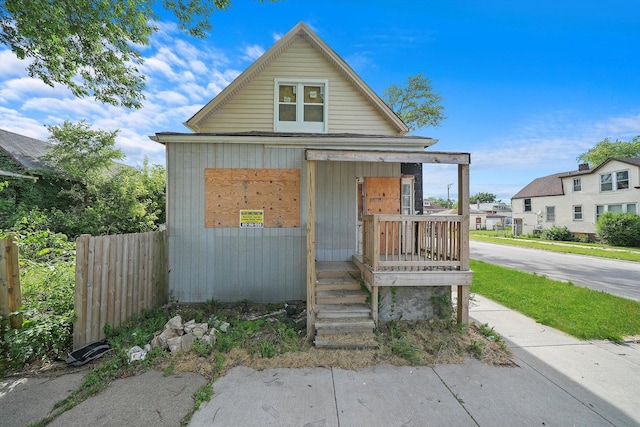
[[457, 163, 470, 324], [0, 237, 22, 329], [306, 160, 316, 341]]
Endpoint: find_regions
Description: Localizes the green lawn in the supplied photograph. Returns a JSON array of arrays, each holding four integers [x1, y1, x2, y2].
[[470, 259, 640, 341], [470, 232, 640, 262]]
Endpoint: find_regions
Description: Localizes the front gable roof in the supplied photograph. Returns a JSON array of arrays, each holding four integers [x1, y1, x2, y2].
[[185, 22, 409, 134]]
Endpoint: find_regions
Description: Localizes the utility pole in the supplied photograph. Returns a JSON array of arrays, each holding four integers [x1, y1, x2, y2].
[[447, 183, 453, 208]]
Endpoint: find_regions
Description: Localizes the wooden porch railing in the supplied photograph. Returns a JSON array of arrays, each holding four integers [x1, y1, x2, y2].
[[362, 214, 464, 271]]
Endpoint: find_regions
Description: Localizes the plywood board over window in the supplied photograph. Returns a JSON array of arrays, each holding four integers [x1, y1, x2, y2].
[[205, 168, 300, 228]]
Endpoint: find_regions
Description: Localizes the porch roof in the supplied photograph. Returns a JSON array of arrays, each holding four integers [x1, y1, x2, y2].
[[306, 149, 470, 165]]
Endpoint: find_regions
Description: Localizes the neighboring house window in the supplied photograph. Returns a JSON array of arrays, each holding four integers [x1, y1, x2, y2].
[[524, 198, 531, 212], [616, 171, 629, 189], [573, 178, 581, 192], [596, 203, 638, 220], [546, 206, 555, 222], [600, 170, 629, 192], [274, 79, 328, 133], [573, 205, 583, 221]]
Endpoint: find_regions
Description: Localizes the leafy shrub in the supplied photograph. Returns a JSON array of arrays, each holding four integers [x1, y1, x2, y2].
[[541, 226, 574, 241], [1, 260, 75, 371], [597, 212, 640, 247]]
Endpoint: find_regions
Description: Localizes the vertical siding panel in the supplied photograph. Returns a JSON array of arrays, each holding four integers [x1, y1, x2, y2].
[[195, 144, 206, 302], [169, 142, 308, 303]]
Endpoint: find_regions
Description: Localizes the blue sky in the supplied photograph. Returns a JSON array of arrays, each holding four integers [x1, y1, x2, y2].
[[1, 1, 639, 202]]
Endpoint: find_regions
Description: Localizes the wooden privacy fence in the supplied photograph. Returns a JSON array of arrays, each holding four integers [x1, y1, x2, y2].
[[74, 230, 169, 348], [0, 237, 22, 330]]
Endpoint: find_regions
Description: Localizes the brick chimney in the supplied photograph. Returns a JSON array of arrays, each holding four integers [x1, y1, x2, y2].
[[578, 163, 589, 171]]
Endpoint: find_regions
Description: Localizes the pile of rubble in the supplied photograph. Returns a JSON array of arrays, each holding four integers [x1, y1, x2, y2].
[[148, 315, 217, 354]]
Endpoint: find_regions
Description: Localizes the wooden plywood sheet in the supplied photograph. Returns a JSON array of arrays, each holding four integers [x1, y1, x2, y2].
[[365, 177, 400, 214], [205, 168, 300, 228]]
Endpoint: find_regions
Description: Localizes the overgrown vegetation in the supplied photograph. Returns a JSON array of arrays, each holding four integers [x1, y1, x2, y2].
[[0, 121, 166, 238], [0, 230, 76, 376], [597, 212, 640, 247], [471, 259, 640, 341]]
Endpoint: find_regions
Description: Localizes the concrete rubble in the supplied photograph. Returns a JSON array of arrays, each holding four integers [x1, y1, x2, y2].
[[149, 315, 217, 354]]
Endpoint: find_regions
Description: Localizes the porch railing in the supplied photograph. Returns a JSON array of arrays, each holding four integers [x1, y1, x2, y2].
[[362, 214, 464, 271]]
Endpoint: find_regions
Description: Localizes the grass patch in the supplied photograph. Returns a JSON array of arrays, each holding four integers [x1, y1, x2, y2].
[[471, 259, 640, 341], [470, 232, 640, 262]]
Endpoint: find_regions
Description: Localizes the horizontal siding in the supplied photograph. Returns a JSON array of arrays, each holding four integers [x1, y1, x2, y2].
[[168, 143, 307, 303], [198, 36, 398, 135]]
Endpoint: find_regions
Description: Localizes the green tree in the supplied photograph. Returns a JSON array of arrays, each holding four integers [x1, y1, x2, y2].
[[577, 136, 640, 167], [0, 0, 258, 108], [383, 73, 446, 131], [470, 192, 497, 204], [44, 120, 124, 182], [34, 121, 166, 237], [425, 197, 457, 210]]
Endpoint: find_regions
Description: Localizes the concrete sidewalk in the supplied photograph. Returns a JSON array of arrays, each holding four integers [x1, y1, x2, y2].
[[187, 295, 640, 426], [2, 294, 639, 426]]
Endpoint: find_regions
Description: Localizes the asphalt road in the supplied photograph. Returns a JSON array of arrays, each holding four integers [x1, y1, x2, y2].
[[470, 240, 640, 301]]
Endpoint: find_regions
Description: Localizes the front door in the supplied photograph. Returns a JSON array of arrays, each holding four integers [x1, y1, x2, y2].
[[356, 176, 415, 254]]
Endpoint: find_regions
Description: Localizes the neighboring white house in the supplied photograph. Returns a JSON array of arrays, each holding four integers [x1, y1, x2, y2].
[[469, 201, 511, 228], [512, 158, 640, 237]]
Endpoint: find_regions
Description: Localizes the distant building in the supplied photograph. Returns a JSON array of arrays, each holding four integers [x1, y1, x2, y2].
[[511, 158, 640, 238], [423, 200, 447, 215], [469, 201, 511, 228]]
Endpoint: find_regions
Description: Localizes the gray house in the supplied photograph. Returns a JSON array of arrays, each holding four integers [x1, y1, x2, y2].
[[151, 22, 471, 345]]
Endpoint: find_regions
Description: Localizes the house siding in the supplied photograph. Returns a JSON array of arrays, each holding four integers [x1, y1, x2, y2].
[[167, 141, 403, 302], [197, 35, 399, 135], [167, 142, 307, 303], [316, 161, 400, 261]]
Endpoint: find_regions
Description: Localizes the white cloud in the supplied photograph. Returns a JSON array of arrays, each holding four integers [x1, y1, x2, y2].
[[150, 90, 189, 106], [0, 49, 30, 78], [593, 113, 640, 138], [0, 77, 66, 103], [242, 44, 265, 61]]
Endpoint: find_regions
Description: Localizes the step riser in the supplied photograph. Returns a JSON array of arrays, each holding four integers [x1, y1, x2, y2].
[[316, 296, 367, 305], [316, 283, 362, 291], [317, 311, 370, 319], [316, 271, 361, 280], [316, 326, 374, 335]]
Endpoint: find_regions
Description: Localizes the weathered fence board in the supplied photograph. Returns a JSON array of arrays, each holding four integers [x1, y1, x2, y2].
[[0, 237, 22, 329], [73, 230, 168, 348]]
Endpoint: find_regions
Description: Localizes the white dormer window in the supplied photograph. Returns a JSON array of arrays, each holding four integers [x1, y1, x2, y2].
[[275, 79, 328, 133]]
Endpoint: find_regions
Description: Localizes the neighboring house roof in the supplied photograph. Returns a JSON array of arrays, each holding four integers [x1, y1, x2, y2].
[[590, 157, 640, 172], [512, 156, 640, 199], [0, 128, 53, 171], [185, 22, 409, 135], [512, 172, 567, 199]]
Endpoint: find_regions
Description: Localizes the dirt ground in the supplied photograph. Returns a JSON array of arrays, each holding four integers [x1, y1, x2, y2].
[[157, 302, 516, 380]]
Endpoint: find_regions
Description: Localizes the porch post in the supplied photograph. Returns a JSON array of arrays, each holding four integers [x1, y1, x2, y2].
[[306, 160, 317, 340], [457, 163, 470, 324]]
